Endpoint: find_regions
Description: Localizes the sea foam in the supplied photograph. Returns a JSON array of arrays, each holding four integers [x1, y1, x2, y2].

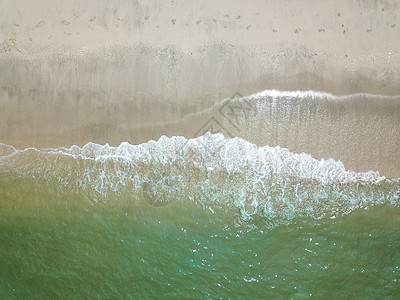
[[1, 134, 399, 222]]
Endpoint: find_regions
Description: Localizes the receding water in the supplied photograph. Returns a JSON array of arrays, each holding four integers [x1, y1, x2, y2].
[[1, 133, 399, 298]]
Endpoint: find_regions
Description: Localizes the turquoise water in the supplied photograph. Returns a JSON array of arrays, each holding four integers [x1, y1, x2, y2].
[[1, 135, 400, 298], [1, 199, 399, 298]]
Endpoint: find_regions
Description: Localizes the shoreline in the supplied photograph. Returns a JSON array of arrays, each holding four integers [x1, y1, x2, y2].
[[1, 89, 400, 179], [1, 0, 400, 177]]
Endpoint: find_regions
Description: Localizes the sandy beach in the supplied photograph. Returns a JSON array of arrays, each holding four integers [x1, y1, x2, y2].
[[1, 2, 400, 298], [1, 0, 400, 177]]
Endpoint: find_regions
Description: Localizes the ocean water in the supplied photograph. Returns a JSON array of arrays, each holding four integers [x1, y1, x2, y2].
[[1, 126, 399, 298]]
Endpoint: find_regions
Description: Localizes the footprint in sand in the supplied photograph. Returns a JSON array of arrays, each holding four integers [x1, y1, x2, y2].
[[89, 16, 96, 22], [171, 18, 176, 25], [295, 28, 301, 34], [213, 19, 217, 23], [246, 25, 252, 30], [343, 28, 349, 34], [391, 24, 396, 28], [337, 13, 341, 17], [367, 29, 372, 33], [318, 28, 325, 32], [36, 20, 45, 27], [61, 20, 70, 25], [145, 16, 149, 20], [117, 18, 123, 22], [225, 14, 229, 18], [236, 15, 241, 19], [196, 20, 201, 25], [272, 29, 277, 33]]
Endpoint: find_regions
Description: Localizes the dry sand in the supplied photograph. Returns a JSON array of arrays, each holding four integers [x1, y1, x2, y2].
[[1, 0, 400, 177]]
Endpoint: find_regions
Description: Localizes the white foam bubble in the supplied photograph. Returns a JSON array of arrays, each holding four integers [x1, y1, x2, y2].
[[1, 134, 398, 222], [246, 89, 400, 100], [0, 134, 389, 184]]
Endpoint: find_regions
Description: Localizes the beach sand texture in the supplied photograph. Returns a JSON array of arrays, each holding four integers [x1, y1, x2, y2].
[[1, 0, 399, 177]]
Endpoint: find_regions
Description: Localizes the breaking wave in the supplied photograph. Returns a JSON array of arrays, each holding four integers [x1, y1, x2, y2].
[[1, 133, 399, 223]]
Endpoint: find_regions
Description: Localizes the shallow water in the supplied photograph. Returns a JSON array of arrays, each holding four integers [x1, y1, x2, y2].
[[1, 133, 399, 298], [1, 192, 399, 298]]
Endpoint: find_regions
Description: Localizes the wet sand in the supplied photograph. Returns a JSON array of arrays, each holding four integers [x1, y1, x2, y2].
[[1, 0, 400, 177]]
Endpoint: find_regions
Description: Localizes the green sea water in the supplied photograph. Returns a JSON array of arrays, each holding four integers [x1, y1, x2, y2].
[[1, 135, 399, 298], [1, 189, 399, 299]]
